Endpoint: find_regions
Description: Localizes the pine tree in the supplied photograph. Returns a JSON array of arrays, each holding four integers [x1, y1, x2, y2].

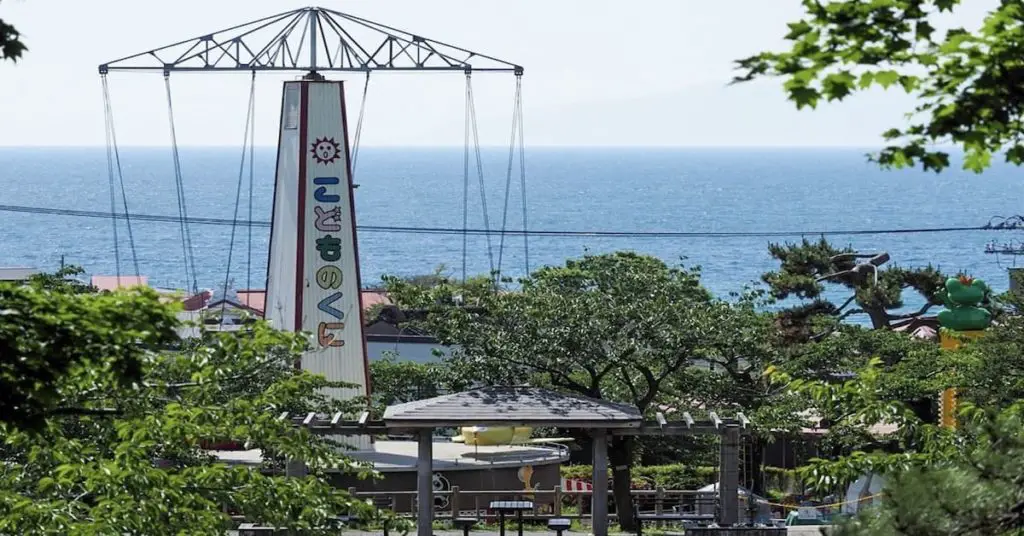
[[763, 238, 945, 338]]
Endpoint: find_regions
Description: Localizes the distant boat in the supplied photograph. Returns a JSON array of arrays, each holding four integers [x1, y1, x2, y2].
[[985, 241, 1024, 255]]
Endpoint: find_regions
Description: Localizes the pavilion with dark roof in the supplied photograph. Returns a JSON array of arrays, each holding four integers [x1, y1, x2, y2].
[[283, 385, 747, 536], [384, 386, 640, 536]]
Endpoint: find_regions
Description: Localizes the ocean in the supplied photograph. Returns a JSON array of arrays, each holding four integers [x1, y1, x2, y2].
[[1, 146, 1022, 314]]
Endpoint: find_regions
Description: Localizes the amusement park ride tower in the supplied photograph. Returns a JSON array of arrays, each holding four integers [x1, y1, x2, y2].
[[99, 7, 525, 451]]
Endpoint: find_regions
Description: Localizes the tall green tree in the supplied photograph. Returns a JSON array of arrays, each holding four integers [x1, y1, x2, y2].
[[0, 274, 394, 534], [0, 0, 26, 62], [662, 289, 807, 494], [734, 0, 1024, 173], [763, 238, 944, 335], [386, 252, 747, 531]]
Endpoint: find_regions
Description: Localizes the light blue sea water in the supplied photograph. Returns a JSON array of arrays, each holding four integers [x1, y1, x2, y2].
[[1, 147, 1022, 314]]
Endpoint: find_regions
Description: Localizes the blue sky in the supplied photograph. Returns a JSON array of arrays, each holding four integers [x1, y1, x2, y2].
[[0, 0, 997, 146]]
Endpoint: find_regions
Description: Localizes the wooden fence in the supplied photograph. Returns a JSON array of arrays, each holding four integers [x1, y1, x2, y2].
[[349, 486, 719, 522]]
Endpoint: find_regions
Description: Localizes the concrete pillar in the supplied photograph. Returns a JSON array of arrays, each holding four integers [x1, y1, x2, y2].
[[417, 429, 434, 536], [718, 425, 740, 525], [591, 430, 609, 536]]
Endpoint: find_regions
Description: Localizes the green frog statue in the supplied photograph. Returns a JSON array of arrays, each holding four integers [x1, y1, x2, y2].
[[937, 275, 992, 331]]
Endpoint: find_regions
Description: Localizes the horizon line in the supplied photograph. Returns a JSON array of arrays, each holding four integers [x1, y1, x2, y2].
[[0, 144, 938, 150]]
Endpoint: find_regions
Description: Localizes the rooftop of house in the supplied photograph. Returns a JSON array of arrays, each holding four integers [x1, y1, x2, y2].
[[91, 275, 149, 291], [181, 287, 392, 316], [891, 315, 940, 340], [0, 267, 39, 281]]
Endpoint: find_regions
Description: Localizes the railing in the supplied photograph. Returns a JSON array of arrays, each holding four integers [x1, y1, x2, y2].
[[349, 486, 719, 524]]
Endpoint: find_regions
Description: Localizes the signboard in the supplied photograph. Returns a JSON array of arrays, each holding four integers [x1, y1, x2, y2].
[[266, 80, 370, 449], [797, 507, 819, 520]]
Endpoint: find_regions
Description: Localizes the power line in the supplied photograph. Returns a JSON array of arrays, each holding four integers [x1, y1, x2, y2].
[[0, 203, 994, 239]]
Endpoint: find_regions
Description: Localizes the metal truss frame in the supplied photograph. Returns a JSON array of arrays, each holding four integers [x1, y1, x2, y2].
[[99, 6, 522, 75]]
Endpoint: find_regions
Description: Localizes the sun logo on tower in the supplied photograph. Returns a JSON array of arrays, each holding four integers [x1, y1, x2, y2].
[[311, 137, 342, 165]]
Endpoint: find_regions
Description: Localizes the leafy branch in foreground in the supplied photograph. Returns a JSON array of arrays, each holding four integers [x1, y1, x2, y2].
[[735, 0, 1024, 173], [0, 0, 26, 63], [767, 357, 959, 491], [0, 273, 178, 430], [832, 402, 1024, 536], [0, 274, 402, 534]]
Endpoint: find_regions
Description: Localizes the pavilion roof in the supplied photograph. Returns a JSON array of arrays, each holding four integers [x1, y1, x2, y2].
[[383, 386, 642, 428]]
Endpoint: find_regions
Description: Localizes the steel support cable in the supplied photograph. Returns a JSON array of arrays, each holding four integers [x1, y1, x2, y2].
[[101, 75, 123, 286], [461, 75, 471, 284], [496, 76, 522, 277], [221, 72, 257, 317], [102, 77, 142, 282], [246, 73, 256, 293], [466, 73, 496, 279], [350, 71, 371, 179], [164, 74, 200, 294], [516, 75, 530, 275]]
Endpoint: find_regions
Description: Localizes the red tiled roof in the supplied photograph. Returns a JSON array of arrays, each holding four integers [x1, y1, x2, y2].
[[182, 290, 212, 311], [180, 288, 391, 317], [361, 289, 392, 308], [236, 289, 266, 315], [91, 275, 149, 291]]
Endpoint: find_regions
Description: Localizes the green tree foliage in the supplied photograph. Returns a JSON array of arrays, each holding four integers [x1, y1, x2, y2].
[[955, 315, 1024, 407], [734, 0, 1024, 173], [663, 288, 807, 492], [0, 274, 393, 534], [0, 268, 178, 430], [385, 251, 764, 530], [833, 402, 1024, 536], [769, 314, 1024, 520], [368, 354, 472, 415], [763, 238, 944, 334], [770, 356, 956, 491], [0, 1, 25, 62]]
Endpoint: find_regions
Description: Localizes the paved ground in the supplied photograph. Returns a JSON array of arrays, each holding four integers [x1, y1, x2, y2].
[[234, 526, 833, 535], [337, 529, 832, 535]]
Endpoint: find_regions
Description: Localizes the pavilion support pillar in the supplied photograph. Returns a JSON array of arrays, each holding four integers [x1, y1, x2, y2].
[[718, 425, 740, 526], [591, 429, 609, 536], [417, 428, 434, 536]]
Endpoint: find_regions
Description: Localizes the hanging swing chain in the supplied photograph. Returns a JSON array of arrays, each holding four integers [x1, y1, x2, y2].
[[221, 71, 258, 318], [246, 73, 256, 293], [102, 76, 123, 286], [350, 71, 371, 180], [517, 74, 530, 276], [496, 75, 523, 278], [164, 74, 200, 295], [461, 75, 471, 285], [466, 73, 497, 280], [101, 74, 142, 283]]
